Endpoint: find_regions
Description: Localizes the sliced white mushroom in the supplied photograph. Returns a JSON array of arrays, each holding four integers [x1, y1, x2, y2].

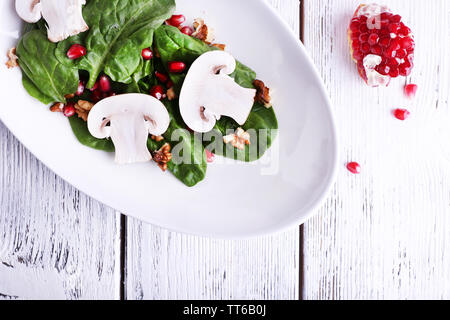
[[15, 0, 89, 43], [179, 51, 256, 133], [87, 94, 170, 165]]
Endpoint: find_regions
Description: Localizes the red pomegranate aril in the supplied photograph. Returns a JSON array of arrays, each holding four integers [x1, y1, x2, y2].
[[368, 33, 379, 46], [359, 33, 369, 42], [380, 27, 390, 37], [399, 63, 413, 76], [352, 40, 361, 51], [396, 49, 407, 59], [67, 44, 86, 60], [383, 46, 397, 59], [206, 150, 215, 163], [379, 37, 391, 47], [76, 81, 85, 96], [180, 26, 194, 36], [91, 89, 102, 102], [404, 84, 418, 99], [141, 48, 153, 60], [371, 45, 382, 55], [168, 61, 186, 73], [353, 50, 364, 61], [166, 80, 174, 89], [99, 75, 111, 92], [359, 24, 369, 33], [388, 22, 401, 33], [90, 81, 99, 92], [394, 108, 410, 120], [390, 14, 402, 23], [377, 64, 390, 76], [380, 12, 392, 20], [350, 20, 361, 32], [63, 104, 76, 117], [361, 43, 371, 54], [150, 85, 165, 100], [399, 37, 414, 50], [347, 162, 361, 174], [359, 15, 368, 23], [166, 14, 186, 27], [155, 71, 169, 83], [388, 58, 400, 68], [389, 67, 400, 78]]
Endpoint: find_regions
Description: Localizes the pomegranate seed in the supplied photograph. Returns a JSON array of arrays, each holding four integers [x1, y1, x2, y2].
[[377, 64, 390, 76], [359, 33, 369, 42], [141, 48, 153, 60], [388, 23, 401, 34], [371, 45, 382, 55], [404, 84, 418, 99], [383, 46, 397, 59], [379, 37, 391, 47], [180, 26, 194, 36], [347, 162, 361, 174], [168, 61, 186, 73], [205, 150, 215, 163], [399, 62, 413, 76], [399, 37, 414, 50], [349, 20, 361, 32], [380, 28, 390, 37], [359, 15, 368, 23], [150, 85, 165, 100], [166, 14, 186, 27], [396, 49, 407, 59], [99, 75, 111, 92], [389, 67, 400, 78], [352, 40, 361, 51], [399, 24, 411, 37], [67, 44, 86, 60], [388, 58, 400, 68], [91, 89, 102, 102], [90, 81, 99, 92], [359, 24, 369, 33], [361, 43, 371, 54], [76, 81, 85, 96], [390, 15, 402, 23], [393, 108, 410, 120], [368, 33, 379, 45], [155, 71, 169, 83], [353, 50, 364, 61], [63, 104, 76, 117], [380, 12, 392, 20]]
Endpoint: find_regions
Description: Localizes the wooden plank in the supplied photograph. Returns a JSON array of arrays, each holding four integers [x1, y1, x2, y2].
[[303, 0, 450, 299], [0, 122, 121, 300], [125, 0, 300, 300]]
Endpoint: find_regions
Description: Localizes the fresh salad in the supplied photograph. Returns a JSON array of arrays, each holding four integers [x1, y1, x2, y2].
[[9, 0, 278, 187]]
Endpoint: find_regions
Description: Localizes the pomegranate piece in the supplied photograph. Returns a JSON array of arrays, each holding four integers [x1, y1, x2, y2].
[[63, 103, 76, 117], [404, 84, 418, 99], [180, 26, 194, 36], [76, 81, 85, 96], [166, 80, 174, 89], [141, 48, 153, 60], [99, 75, 111, 93], [347, 162, 361, 174], [393, 108, 410, 120], [166, 14, 186, 27], [348, 4, 415, 87], [168, 61, 186, 73], [150, 85, 166, 100], [67, 44, 87, 60], [205, 150, 215, 163], [155, 71, 169, 83]]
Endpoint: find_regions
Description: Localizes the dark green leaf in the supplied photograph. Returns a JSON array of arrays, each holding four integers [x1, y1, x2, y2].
[[69, 116, 115, 152]]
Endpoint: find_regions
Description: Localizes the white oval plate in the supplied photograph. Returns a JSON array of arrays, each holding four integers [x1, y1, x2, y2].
[[0, 0, 338, 238]]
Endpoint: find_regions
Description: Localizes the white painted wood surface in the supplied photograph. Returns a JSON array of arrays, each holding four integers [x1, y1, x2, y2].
[[2, 0, 450, 300], [125, 0, 301, 300], [303, 0, 450, 299], [0, 122, 121, 299]]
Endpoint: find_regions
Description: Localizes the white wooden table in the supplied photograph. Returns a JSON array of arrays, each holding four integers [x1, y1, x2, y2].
[[1, 0, 449, 300]]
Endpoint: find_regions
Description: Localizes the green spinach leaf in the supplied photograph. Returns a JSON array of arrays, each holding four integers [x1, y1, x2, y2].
[[69, 116, 115, 152], [56, 0, 175, 88], [154, 25, 278, 162], [16, 30, 79, 104]]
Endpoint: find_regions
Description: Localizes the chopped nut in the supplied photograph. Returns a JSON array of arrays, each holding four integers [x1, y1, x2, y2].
[[167, 87, 177, 101], [50, 102, 64, 113], [253, 79, 272, 108], [211, 43, 226, 51], [151, 135, 164, 142], [6, 48, 18, 69], [65, 93, 75, 99], [223, 127, 251, 150], [151, 143, 172, 172], [192, 18, 215, 44], [74, 100, 95, 122]]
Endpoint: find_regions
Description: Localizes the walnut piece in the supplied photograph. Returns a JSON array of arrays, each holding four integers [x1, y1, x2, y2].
[[6, 48, 18, 69], [74, 100, 94, 121], [253, 79, 272, 108], [167, 87, 177, 101], [50, 102, 64, 112], [211, 43, 226, 51], [192, 18, 215, 44], [151, 143, 172, 172], [223, 127, 251, 150], [151, 135, 164, 142]]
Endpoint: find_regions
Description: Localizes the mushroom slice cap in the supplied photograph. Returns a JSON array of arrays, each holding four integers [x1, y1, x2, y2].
[[87, 94, 170, 165], [16, 0, 42, 23], [179, 51, 256, 133]]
